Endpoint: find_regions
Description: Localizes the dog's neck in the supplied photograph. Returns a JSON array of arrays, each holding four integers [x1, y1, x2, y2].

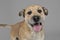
[[19, 21, 44, 40]]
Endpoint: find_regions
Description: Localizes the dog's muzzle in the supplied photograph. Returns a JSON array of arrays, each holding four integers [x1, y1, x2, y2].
[[30, 22, 42, 32], [29, 15, 43, 32]]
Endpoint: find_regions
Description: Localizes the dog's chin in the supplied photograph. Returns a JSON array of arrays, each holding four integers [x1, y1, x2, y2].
[[30, 22, 43, 32]]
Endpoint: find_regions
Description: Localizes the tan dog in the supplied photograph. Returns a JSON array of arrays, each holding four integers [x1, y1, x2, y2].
[[0, 5, 48, 40]]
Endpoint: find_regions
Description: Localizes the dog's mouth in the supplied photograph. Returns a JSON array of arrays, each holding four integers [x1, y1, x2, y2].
[[30, 22, 43, 32]]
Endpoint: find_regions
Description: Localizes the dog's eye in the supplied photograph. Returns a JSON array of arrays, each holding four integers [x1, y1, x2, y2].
[[27, 11, 32, 15], [37, 9, 42, 13]]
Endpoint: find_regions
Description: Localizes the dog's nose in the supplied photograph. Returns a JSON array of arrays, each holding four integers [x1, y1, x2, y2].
[[33, 16, 40, 22]]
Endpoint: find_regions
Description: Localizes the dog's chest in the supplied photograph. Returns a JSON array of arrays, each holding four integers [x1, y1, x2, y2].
[[23, 32, 43, 40], [30, 32, 42, 40]]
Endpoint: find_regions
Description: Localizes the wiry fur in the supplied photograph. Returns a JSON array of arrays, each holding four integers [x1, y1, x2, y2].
[[0, 5, 48, 40]]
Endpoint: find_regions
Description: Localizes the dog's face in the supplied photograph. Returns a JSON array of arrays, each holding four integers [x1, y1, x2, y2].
[[19, 5, 48, 32]]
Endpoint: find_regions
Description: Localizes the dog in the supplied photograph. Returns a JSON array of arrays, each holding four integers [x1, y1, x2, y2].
[[0, 5, 48, 40]]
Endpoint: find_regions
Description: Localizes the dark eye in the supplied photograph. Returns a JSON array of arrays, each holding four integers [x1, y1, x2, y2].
[[27, 11, 32, 15], [37, 9, 42, 13]]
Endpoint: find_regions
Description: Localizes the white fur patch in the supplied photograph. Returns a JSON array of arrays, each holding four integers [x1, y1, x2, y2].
[[30, 31, 44, 40]]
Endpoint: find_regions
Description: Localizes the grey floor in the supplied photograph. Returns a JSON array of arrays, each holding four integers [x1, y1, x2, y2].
[[0, 0, 60, 40]]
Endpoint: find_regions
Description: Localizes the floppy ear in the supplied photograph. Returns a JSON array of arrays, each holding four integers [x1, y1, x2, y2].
[[42, 7, 48, 16], [19, 9, 25, 17]]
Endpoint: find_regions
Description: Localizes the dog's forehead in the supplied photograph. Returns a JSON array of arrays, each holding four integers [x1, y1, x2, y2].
[[25, 5, 43, 12]]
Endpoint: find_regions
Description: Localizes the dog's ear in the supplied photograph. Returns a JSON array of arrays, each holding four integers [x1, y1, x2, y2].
[[19, 9, 25, 17], [42, 7, 48, 16]]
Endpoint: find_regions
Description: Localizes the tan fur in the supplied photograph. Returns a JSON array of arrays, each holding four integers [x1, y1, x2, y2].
[[19, 21, 45, 40], [0, 5, 48, 40]]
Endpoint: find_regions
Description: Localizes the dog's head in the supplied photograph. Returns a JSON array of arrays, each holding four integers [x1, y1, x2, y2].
[[19, 5, 48, 32]]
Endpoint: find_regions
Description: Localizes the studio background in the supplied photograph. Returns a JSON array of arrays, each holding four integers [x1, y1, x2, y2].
[[0, 0, 60, 40]]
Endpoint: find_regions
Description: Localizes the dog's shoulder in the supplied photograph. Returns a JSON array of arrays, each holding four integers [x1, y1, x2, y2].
[[11, 20, 25, 28]]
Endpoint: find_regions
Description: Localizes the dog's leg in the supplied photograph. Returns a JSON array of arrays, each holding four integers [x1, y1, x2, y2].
[[41, 34, 44, 40]]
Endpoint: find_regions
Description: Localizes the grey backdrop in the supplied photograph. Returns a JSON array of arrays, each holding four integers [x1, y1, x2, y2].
[[0, 0, 60, 40]]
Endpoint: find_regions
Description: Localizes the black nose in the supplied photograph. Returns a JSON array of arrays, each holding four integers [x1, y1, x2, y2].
[[33, 16, 40, 22]]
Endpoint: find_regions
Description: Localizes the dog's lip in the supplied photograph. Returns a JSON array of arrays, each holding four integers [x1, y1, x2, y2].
[[30, 22, 42, 27], [30, 22, 43, 32]]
